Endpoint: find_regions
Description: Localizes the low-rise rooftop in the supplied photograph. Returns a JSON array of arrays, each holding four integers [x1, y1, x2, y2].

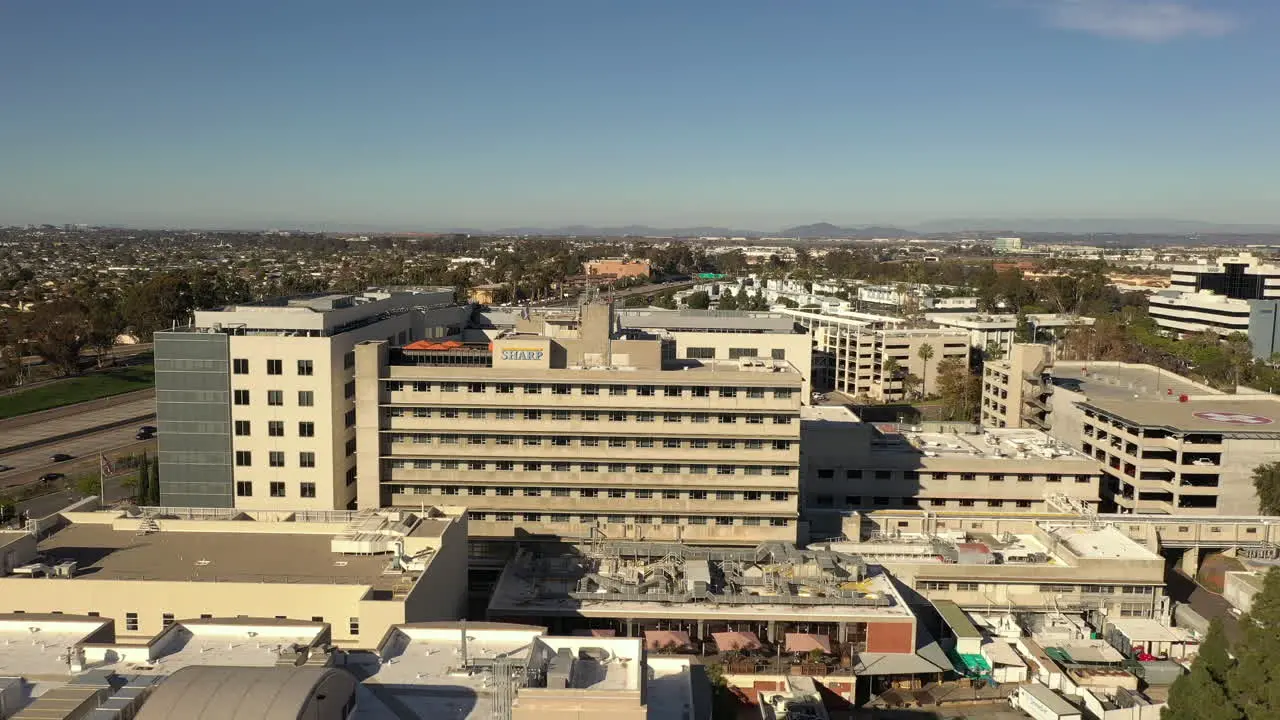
[[1048, 525, 1158, 560], [1052, 363, 1216, 404], [0, 616, 112, 679], [1078, 394, 1280, 434]]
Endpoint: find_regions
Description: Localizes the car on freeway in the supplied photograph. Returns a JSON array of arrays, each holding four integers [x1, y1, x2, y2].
[[49, 453, 73, 462], [136, 430, 155, 440], [0, 464, 13, 472], [139, 425, 157, 434], [40, 472, 63, 482]]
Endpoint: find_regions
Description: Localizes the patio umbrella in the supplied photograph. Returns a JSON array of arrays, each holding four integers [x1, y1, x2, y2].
[[712, 631, 762, 652], [644, 629, 692, 651], [785, 633, 833, 654]]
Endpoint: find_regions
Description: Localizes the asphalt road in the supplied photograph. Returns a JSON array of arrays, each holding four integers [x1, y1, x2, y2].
[[0, 431, 156, 490], [0, 395, 156, 448], [13, 475, 133, 520]]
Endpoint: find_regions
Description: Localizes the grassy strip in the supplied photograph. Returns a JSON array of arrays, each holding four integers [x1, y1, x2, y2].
[[0, 364, 154, 419]]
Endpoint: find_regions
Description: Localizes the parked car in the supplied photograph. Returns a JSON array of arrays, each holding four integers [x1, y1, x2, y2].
[[49, 453, 73, 462]]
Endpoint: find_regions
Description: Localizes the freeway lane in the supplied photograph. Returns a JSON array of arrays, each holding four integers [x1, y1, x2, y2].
[[0, 429, 156, 490]]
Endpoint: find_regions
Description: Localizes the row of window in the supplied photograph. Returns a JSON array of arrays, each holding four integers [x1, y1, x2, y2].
[[234, 451, 317, 468], [915, 581, 1156, 595], [384, 380, 793, 399], [236, 480, 317, 498], [466, 511, 791, 527], [392, 485, 791, 500], [813, 468, 1094, 483], [686, 347, 787, 361], [387, 459, 793, 475], [386, 407, 795, 425], [387, 434, 792, 451], [112, 611, 357, 634], [234, 420, 315, 438], [232, 383, 354, 406], [813, 495, 1038, 509], [234, 358, 315, 376]]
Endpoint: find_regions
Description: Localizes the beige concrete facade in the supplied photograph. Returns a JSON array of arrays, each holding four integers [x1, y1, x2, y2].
[[161, 289, 464, 511], [981, 343, 1054, 430], [0, 507, 468, 647], [823, 519, 1167, 617], [801, 407, 1101, 539], [1078, 395, 1280, 515], [356, 303, 804, 545], [792, 312, 969, 401]]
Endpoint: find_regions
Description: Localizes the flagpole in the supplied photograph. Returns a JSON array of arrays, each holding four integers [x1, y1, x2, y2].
[[98, 453, 106, 508]]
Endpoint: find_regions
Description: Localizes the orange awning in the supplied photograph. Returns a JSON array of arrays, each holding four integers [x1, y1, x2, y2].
[[713, 631, 762, 652], [785, 633, 833, 654], [644, 630, 692, 651]]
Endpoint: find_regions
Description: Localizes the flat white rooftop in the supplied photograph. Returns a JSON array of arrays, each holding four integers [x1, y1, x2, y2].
[[0, 617, 108, 679], [351, 624, 656, 720], [129, 621, 327, 674], [1049, 526, 1158, 561], [889, 428, 1091, 465]]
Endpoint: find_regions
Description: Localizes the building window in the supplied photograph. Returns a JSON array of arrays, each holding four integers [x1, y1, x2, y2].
[[234, 420, 250, 436], [126, 613, 139, 631], [233, 389, 250, 405], [771, 349, 786, 360], [236, 481, 252, 496], [496, 383, 514, 394], [162, 613, 175, 627], [775, 388, 792, 399], [581, 463, 598, 472], [469, 382, 487, 393], [773, 415, 792, 424], [233, 358, 249, 374], [298, 390, 314, 407], [719, 387, 738, 398], [268, 421, 284, 437], [235, 451, 252, 467], [300, 452, 316, 468], [524, 462, 542, 472], [300, 482, 316, 498], [773, 440, 790, 451], [581, 384, 599, 396], [718, 439, 735, 450], [297, 359, 313, 376], [525, 410, 542, 421], [267, 359, 283, 375], [717, 465, 734, 475], [687, 347, 715, 359], [523, 384, 542, 394], [1016, 500, 1033, 508], [344, 381, 355, 399], [769, 519, 788, 527], [664, 386, 682, 397], [440, 382, 459, 393], [267, 390, 283, 406], [349, 618, 359, 636], [269, 451, 285, 467], [552, 410, 571, 421], [556, 383, 576, 395], [746, 388, 765, 399], [298, 421, 315, 437]]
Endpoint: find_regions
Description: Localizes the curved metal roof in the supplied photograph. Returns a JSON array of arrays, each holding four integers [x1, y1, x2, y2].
[[135, 665, 355, 720]]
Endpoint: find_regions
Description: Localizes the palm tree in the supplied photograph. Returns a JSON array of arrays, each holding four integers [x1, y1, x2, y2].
[[917, 343, 935, 398]]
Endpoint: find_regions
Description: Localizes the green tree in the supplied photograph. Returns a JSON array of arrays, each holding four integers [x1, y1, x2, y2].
[[0, 495, 14, 523], [623, 295, 649, 308], [135, 453, 151, 505], [149, 456, 161, 504], [935, 357, 980, 421], [1254, 462, 1280, 516], [684, 291, 710, 310], [718, 288, 739, 310], [1229, 569, 1280, 718], [1164, 619, 1241, 720], [27, 298, 90, 376], [75, 475, 101, 498], [983, 342, 1006, 361], [916, 343, 935, 398]]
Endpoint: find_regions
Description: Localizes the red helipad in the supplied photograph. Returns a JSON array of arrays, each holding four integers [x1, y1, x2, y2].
[[1192, 411, 1274, 425]]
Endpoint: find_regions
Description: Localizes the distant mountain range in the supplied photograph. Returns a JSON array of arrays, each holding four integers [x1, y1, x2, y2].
[[439, 217, 1280, 237]]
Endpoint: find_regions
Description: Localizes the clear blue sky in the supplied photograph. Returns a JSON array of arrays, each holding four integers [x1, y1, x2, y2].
[[1, 0, 1277, 230]]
